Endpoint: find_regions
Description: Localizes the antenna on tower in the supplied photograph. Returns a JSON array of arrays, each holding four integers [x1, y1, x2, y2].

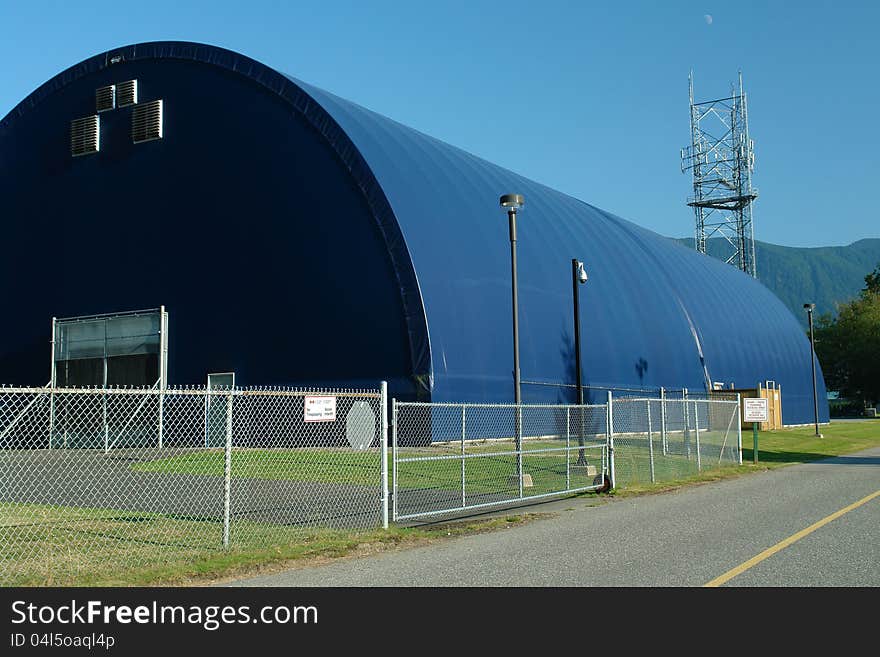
[[681, 70, 758, 278]]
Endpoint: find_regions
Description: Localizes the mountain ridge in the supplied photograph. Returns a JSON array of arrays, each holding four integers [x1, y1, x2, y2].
[[673, 237, 880, 327]]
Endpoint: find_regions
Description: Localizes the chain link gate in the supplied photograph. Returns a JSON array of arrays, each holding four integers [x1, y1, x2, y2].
[[390, 394, 742, 521], [391, 401, 611, 521]]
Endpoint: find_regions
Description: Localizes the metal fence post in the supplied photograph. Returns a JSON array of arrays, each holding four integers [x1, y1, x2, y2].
[[158, 305, 168, 451], [517, 404, 524, 499], [48, 389, 55, 450], [158, 387, 164, 450], [461, 404, 467, 509], [565, 406, 571, 491], [694, 400, 701, 472], [607, 390, 615, 489], [660, 387, 667, 456], [392, 399, 398, 523], [736, 393, 743, 465], [647, 399, 655, 483], [49, 318, 56, 449], [222, 390, 232, 548], [103, 390, 109, 453], [380, 381, 389, 530], [683, 388, 691, 459]]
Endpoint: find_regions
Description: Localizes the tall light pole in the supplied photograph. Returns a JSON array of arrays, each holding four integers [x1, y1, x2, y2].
[[804, 303, 822, 438], [500, 193, 525, 487], [572, 259, 588, 465]]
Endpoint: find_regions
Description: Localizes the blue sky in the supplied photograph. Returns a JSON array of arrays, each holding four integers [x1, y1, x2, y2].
[[1, 0, 877, 247]]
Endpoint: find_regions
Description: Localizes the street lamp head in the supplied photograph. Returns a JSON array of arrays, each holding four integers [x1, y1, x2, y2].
[[804, 303, 815, 311], [576, 261, 588, 284], [500, 194, 525, 211]]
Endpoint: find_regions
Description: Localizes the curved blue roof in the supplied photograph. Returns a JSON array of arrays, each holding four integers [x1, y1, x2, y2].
[[0, 41, 828, 423], [294, 67, 829, 422]]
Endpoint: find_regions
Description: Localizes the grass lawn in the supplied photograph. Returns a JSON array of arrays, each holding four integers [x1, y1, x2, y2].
[[132, 448, 382, 486], [743, 420, 880, 464], [609, 419, 880, 496], [611, 429, 737, 487], [130, 422, 880, 496], [3, 419, 877, 586], [130, 440, 610, 495], [0, 502, 538, 586]]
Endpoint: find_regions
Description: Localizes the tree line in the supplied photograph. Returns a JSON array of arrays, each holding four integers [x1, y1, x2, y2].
[[813, 263, 880, 410]]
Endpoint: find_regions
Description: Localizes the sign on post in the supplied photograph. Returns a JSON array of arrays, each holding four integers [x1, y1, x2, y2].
[[743, 397, 767, 464], [304, 396, 337, 422], [743, 398, 768, 423]]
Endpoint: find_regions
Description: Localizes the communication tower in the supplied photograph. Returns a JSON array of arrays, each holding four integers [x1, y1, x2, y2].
[[681, 71, 758, 277]]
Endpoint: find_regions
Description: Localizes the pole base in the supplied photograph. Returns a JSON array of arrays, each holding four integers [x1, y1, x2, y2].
[[508, 474, 533, 488], [571, 464, 598, 476], [593, 474, 612, 493]]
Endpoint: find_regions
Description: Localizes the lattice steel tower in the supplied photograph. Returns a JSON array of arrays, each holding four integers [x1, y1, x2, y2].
[[681, 71, 758, 278]]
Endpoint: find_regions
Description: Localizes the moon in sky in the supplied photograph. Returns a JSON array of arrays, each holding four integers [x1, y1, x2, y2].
[[704, 14, 713, 25]]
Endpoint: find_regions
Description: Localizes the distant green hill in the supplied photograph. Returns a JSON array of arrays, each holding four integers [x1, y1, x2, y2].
[[674, 237, 880, 327]]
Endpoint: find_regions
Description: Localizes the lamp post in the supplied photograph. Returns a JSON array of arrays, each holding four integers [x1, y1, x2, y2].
[[500, 193, 525, 487], [572, 259, 588, 465], [804, 303, 822, 438]]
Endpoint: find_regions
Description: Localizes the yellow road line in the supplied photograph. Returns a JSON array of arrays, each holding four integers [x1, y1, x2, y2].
[[704, 489, 880, 587]]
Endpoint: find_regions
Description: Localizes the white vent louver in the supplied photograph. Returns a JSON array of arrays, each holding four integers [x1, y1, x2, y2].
[[132, 99, 163, 143], [95, 85, 115, 112], [70, 115, 100, 156], [117, 79, 138, 107]]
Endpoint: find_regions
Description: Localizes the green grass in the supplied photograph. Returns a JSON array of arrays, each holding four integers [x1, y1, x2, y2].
[[742, 420, 880, 464], [395, 445, 606, 496], [130, 440, 609, 495], [608, 419, 880, 497], [4, 420, 877, 586], [611, 430, 738, 487], [132, 448, 382, 486], [0, 501, 542, 586]]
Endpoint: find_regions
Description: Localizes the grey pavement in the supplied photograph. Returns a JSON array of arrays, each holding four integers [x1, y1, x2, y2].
[[227, 445, 880, 587], [1, 448, 381, 529]]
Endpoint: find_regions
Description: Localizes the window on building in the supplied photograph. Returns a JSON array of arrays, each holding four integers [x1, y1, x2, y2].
[[52, 308, 168, 388]]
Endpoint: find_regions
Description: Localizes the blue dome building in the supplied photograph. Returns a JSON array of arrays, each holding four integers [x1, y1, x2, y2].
[[0, 41, 828, 424]]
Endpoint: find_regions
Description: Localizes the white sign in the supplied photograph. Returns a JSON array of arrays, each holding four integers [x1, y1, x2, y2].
[[345, 401, 376, 450], [743, 398, 769, 422], [304, 396, 337, 423]]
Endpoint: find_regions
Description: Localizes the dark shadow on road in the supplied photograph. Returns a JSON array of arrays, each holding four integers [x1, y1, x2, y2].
[[810, 455, 880, 465], [742, 449, 880, 465]]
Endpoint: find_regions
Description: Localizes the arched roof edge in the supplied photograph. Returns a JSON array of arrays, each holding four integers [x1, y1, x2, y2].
[[1, 40, 433, 395]]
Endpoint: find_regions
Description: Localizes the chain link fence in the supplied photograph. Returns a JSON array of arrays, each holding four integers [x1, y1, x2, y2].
[[610, 394, 742, 486], [0, 384, 386, 585], [392, 402, 610, 521], [1, 381, 743, 582], [392, 393, 742, 521], [523, 379, 741, 403]]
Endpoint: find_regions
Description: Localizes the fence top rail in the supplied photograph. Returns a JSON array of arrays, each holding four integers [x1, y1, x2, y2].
[[613, 396, 739, 405], [397, 442, 607, 463], [0, 385, 381, 398], [394, 401, 607, 410]]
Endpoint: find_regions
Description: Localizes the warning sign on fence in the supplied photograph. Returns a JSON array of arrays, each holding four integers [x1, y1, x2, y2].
[[304, 396, 337, 422]]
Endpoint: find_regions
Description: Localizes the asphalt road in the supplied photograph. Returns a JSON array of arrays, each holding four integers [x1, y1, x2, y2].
[[227, 445, 880, 587]]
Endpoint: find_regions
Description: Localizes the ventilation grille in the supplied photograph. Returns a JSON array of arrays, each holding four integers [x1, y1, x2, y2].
[[132, 99, 163, 143], [95, 85, 115, 112], [117, 79, 138, 107], [70, 115, 100, 157]]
